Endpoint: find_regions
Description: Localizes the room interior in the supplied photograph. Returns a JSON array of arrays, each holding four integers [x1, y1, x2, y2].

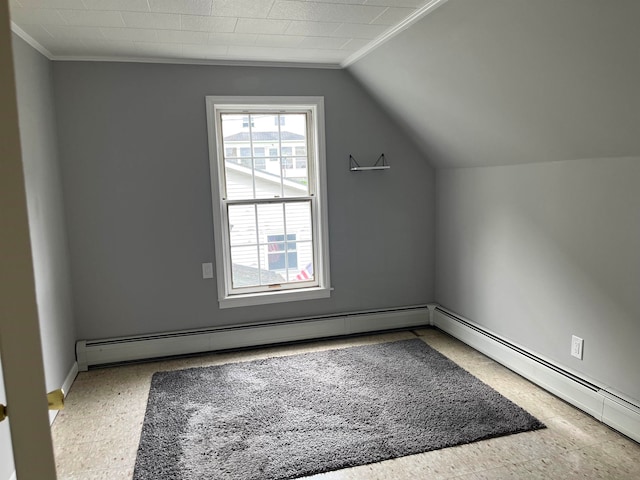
[[2, 0, 639, 478]]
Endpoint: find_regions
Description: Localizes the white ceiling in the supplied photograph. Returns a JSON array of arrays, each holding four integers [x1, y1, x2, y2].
[[9, 0, 446, 67]]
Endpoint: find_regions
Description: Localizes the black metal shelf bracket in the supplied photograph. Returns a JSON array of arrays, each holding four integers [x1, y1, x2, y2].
[[349, 154, 390, 171]]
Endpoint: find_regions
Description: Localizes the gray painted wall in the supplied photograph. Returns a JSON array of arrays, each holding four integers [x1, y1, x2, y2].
[[349, 0, 640, 405], [11, 35, 77, 390], [52, 61, 435, 340], [348, 0, 640, 168], [436, 158, 640, 403]]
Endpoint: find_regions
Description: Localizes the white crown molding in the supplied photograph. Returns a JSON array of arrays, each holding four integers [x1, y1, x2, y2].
[[10, 21, 53, 60], [341, 0, 450, 68], [49, 55, 342, 69], [10, 20, 341, 68]]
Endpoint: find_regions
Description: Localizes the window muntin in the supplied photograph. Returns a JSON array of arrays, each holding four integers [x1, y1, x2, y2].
[[206, 97, 330, 307]]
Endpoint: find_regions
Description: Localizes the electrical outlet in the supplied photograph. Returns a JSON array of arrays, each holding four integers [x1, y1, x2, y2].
[[571, 335, 584, 360], [202, 262, 213, 279]]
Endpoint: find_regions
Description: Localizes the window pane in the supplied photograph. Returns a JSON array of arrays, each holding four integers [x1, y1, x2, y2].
[[289, 241, 314, 282], [254, 170, 283, 199], [230, 246, 260, 288], [285, 202, 312, 242], [266, 242, 298, 274], [222, 114, 253, 199], [250, 113, 278, 137], [267, 241, 286, 270], [225, 159, 254, 199], [221, 114, 247, 142], [284, 166, 308, 189], [280, 114, 306, 135], [257, 203, 284, 241], [276, 114, 307, 191], [228, 205, 257, 246], [285, 204, 311, 282], [254, 158, 266, 171]]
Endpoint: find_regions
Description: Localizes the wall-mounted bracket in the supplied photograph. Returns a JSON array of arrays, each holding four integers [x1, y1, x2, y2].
[[349, 154, 390, 171]]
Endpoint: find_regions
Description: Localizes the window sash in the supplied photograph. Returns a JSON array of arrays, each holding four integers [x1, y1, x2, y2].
[[217, 110, 314, 202], [223, 197, 318, 294]]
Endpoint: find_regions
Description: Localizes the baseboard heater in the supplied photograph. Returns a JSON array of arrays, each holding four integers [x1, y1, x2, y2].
[[76, 305, 430, 371], [434, 306, 640, 443]]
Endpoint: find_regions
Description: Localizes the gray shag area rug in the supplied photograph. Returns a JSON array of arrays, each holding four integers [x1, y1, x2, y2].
[[134, 339, 545, 480]]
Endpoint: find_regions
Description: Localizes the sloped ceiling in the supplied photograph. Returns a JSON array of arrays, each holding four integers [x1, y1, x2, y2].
[[348, 0, 640, 168]]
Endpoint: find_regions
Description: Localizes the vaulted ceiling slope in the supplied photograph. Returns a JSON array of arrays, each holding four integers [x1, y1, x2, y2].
[[348, 0, 640, 168]]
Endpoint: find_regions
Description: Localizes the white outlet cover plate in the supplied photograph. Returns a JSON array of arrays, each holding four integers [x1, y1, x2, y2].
[[202, 262, 214, 279], [571, 335, 584, 359]]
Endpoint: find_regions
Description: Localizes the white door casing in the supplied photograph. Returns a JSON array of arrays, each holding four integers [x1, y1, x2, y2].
[[0, 1, 58, 478]]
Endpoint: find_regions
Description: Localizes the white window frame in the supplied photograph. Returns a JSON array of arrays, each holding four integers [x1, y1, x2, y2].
[[205, 96, 331, 309]]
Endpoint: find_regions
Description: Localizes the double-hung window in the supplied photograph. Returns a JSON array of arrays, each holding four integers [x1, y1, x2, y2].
[[205, 97, 331, 308]]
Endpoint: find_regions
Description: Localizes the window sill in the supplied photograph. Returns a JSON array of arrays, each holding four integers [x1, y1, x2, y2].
[[218, 286, 332, 309]]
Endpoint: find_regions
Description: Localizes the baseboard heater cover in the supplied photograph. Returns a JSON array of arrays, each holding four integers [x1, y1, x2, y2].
[[433, 306, 640, 443], [76, 306, 430, 370]]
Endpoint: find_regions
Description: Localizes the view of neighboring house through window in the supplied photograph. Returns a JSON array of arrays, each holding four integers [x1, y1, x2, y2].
[[205, 97, 331, 308]]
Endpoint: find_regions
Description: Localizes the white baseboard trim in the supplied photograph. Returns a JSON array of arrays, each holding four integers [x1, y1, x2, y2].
[[48, 361, 78, 425], [76, 306, 430, 370], [433, 306, 640, 443]]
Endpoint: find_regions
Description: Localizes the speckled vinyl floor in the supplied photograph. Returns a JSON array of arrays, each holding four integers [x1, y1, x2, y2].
[[51, 328, 640, 479]]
